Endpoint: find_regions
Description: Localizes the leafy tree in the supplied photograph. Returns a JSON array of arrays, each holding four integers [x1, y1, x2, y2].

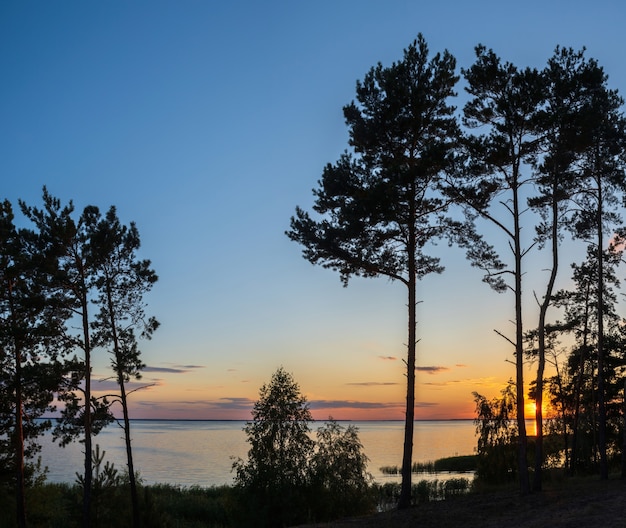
[[473, 381, 518, 485], [287, 34, 471, 508], [233, 367, 314, 527], [0, 199, 70, 528], [454, 45, 545, 494], [310, 419, 373, 519], [90, 206, 159, 528], [233, 369, 373, 526]]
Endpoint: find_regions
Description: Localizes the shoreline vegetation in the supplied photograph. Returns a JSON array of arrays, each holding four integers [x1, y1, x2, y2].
[[380, 454, 478, 475], [3, 468, 624, 527], [296, 473, 626, 528]]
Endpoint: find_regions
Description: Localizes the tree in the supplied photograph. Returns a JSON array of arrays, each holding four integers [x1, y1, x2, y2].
[[0, 199, 69, 528], [527, 46, 600, 489], [551, 245, 626, 473], [233, 369, 373, 525], [90, 206, 159, 528], [233, 367, 314, 527], [473, 381, 518, 485], [569, 67, 626, 479], [287, 34, 465, 509], [21, 190, 113, 527], [454, 45, 546, 494]]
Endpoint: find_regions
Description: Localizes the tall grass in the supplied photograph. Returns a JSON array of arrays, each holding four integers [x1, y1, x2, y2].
[[374, 477, 472, 511], [2, 477, 474, 527], [380, 455, 478, 475]]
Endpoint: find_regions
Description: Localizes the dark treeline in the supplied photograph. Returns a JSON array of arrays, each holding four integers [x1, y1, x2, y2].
[[289, 34, 626, 501], [0, 189, 158, 528]]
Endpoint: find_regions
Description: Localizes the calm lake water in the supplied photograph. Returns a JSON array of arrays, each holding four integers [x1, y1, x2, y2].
[[38, 420, 478, 487]]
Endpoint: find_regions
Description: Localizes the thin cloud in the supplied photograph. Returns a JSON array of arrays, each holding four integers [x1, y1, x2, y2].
[[144, 365, 205, 374], [139, 397, 255, 411], [309, 400, 400, 410], [346, 381, 399, 386], [378, 356, 397, 361], [416, 366, 449, 374], [143, 366, 187, 374], [455, 364, 467, 368], [92, 379, 161, 393]]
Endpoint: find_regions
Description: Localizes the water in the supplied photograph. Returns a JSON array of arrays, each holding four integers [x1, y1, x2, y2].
[[38, 420, 477, 487]]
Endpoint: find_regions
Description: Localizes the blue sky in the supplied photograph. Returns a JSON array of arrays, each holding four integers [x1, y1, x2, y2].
[[2, 1, 625, 420]]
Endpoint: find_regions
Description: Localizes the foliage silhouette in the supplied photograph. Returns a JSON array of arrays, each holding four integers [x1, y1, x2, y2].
[[287, 33, 482, 509], [233, 368, 373, 526]]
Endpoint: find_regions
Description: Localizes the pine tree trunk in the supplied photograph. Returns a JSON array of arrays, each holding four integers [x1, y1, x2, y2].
[[121, 387, 140, 528], [15, 345, 26, 528], [9, 281, 27, 528], [570, 279, 591, 474], [621, 378, 626, 479], [596, 171, 608, 480], [534, 185, 560, 491], [81, 283, 93, 528], [398, 199, 417, 510], [513, 171, 530, 495], [106, 279, 140, 527]]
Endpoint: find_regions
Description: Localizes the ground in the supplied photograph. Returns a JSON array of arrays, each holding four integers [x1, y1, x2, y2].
[[296, 476, 626, 528]]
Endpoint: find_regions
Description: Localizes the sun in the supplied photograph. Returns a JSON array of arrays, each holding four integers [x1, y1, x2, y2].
[[525, 400, 552, 421]]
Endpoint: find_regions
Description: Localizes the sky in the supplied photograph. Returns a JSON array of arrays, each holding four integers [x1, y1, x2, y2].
[[2, 1, 626, 421]]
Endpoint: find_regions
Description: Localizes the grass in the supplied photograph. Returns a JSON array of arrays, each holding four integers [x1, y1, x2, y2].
[[380, 454, 478, 475], [5, 470, 625, 528], [0, 483, 234, 528], [1, 476, 474, 528]]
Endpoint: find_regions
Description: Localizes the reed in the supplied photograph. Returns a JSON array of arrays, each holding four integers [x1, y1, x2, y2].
[[380, 455, 477, 475]]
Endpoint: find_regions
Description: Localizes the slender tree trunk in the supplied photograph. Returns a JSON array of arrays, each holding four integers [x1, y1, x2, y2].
[[552, 358, 569, 470], [398, 198, 417, 510], [8, 281, 27, 528], [596, 175, 608, 480], [513, 173, 530, 495], [120, 384, 139, 527], [533, 183, 560, 491], [571, 280, 591, 474], [15, 356, 26, 528], [621, 378, 626, 479], [80, 281, 93, 528], [106, 281, 140, 527]]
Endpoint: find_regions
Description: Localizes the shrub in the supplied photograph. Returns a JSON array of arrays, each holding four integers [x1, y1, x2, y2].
[[310, 419, 375, 520]]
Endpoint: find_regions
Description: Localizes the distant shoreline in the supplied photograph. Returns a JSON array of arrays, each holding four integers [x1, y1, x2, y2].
[[39, 417, 476, 422]]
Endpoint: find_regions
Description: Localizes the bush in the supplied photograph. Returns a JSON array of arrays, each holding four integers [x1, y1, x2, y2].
[[310, 419, 375, 520]]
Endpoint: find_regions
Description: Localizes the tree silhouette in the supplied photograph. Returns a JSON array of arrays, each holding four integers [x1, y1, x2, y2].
[[452, 45, 545, 494], [233, 367, 314, 526], [569, 66, 626, 478], [287, 34, 465, 508], [21, 190, 113, 527], [0, 199, 70, 528], [90, 206, 159, 528], [527, 46, 600, 489]]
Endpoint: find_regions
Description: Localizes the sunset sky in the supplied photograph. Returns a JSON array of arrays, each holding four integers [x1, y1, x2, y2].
[[2, 1, 626, 421]]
